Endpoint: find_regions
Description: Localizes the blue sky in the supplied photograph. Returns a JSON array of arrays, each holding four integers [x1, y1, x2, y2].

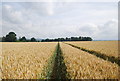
[[1, 1, 118, 40]]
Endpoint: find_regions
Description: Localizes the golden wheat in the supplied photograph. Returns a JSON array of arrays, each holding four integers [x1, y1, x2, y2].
[[60, 43, 118, 79], [65, 41, 118, 58], [0, 42, 2, 80], [2, 42, 57, 79]]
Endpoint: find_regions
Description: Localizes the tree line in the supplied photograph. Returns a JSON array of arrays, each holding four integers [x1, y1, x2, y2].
[[2, 32, 37, 42], [41, 36, 92, 42], [1, 32, 93, 42]]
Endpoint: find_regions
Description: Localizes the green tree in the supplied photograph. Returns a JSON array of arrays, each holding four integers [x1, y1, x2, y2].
[[5, 32, 17, 42], [86, 37, 92, 41], [19, 36, 27, 42], [2, 36, 6, 42], [31, 37, 36, 42]]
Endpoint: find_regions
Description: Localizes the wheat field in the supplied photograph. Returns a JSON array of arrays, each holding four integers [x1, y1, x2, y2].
[[0, 42, 2, 80], [2, 42, 57, 79], [1, 41, 119, 79], [60, 42, 119, 79], [65, 41, 118, 58]]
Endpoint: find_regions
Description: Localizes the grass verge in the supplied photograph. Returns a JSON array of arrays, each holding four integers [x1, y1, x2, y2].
[[39, 43, 69, 80]]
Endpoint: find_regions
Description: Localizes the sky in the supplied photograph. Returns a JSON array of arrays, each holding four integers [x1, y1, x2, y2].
[[0, 0, 119, 40]]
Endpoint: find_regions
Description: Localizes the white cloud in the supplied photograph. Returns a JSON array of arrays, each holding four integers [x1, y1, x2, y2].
[[1, 2, 118, 40], [2, 0, 119, 2], [21, 2, 54, 16], [0, 3, 2, 36], [2, 4, 23, 24], [92, 19, 118, 40], [69, 19, 118, 40], [78, 23, 99, 35]]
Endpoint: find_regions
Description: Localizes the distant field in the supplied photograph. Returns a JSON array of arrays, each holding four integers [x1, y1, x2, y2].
[[65, 41, 118, 58], [1, 41, 119, 79]]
